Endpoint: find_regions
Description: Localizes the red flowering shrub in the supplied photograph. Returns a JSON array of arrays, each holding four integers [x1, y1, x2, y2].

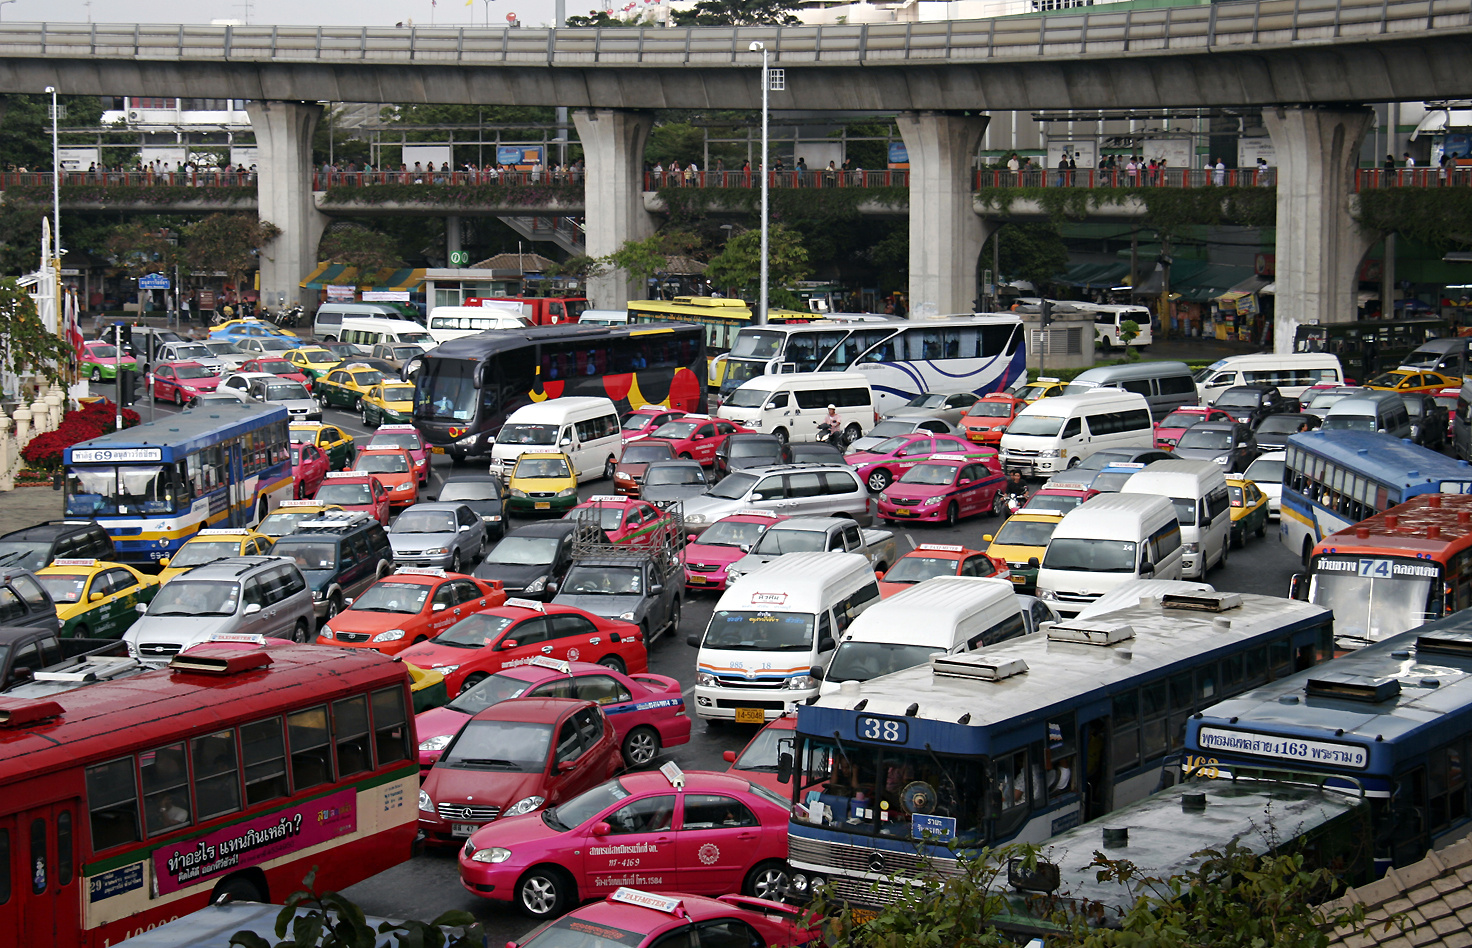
[[17, 398, 141, 471], [21, 430, 70, 470]]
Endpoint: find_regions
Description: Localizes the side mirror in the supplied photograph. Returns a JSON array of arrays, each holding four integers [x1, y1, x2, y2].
[[1289, 572, 1309, 601], [874, 569, 885, 580], [1139, 561, 1155, 578], [432, 603, 446, 612], [810, 664, 825, 682], [158, 557, 171, 568], [723, 750, 737, 763], [559, 758, 581, 774], [545, 582, 558, 595], [243, 602, 263, 615], [818, 637, 835, 652], [501, 638, 519, 649], [135, 603, 148, 614], [9, 667, 34, 684], [344, 597, 355, 606], [777, 751, 794, 785], [1027, 556, 1040, 568], [688, 533, 698, 543], [650, 584, 663, 595], [686, 634, 702, 647], [459, 525, 470, 532], [592, 821, 611, 837], [983, 534, 994, 543], [90, 591, 104, 602]]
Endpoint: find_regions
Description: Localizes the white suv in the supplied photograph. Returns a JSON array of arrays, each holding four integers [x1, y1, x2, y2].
[[680, 462, 872, 534]]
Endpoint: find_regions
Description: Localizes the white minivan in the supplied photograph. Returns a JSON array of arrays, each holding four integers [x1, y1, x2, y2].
[[336, 317, 435, 354], [717, 372, 877, 445], [817, 575, 1025, 694], [1035, 493, 1184, 616], [490, 396, 623, 481], [689, 551, 881, 722], [998, 390, 1153, 477], [1194, 353, 1345, 404], [312, 302, 406, 340], [427, 304, 530, 344], [1120, 459, 1232, 579]]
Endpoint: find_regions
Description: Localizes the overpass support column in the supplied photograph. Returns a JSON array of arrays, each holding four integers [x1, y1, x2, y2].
[[1264, 106, 1375, 353], [247, 101, 327, 309], [896, 111, 989, 318], [573, 109, 655, 309]]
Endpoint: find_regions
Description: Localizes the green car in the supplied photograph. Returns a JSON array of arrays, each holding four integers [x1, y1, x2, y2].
[[36, 561, 161, 639], [361, 381, 416, 427], [290, 422, 358, 470], [318, 366, 385, 411], [1227, 477, 1270, 547], [82, 343, 141, 381]]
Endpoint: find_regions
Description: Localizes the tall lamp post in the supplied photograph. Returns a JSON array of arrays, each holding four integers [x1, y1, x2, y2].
[[749, 41, 769, 326], [45, 86, 60, 268]]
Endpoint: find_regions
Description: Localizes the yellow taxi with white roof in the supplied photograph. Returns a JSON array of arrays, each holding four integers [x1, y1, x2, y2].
[[36, 558, 160, 638], [255, 500, 345, 539], [157, 528, 274, 584]]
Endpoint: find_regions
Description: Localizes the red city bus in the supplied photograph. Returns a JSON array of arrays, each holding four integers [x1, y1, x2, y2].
[[464, 296, 588, 325], [0, 640, 418, 947], [1292, 493, 1472, 651]]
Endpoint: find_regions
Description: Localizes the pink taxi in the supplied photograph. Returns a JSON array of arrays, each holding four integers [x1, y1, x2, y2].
[[1153, 406, 1235, 449], [877, 453, 1008, 525], [366, 425, 431, 485], [1020, 485, 1099, 517], [567, 495, 680, 547], [621, 406, 687, 443], [416, 656, 690, 770], [458, 764, 796, 918], [683, 510, 787, 592], [845, 432, 991, 492]]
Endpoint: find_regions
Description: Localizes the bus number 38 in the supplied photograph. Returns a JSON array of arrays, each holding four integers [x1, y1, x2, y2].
[[857, 716, 906, 743]]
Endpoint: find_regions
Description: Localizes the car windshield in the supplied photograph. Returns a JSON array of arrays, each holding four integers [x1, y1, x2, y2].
[[393, 347, 423, 360], [1007, 415, 1065, 437], [350, 581, 430, 614], [1400, 350, 1442, 368], [357, 454, 410, 474], [707, 472, 758, 500], [257, 360, 295, 374], [370, 432, 420, 452], [147, 579, 240, 616], [645, 465, 705, 487], [433, 612, 517, 647], [1018, 383, 1054, 399], [898, 462, 958, 486], [563, 566, 643, 595], [729, 440, 781, 459], [752, 529, 826, 555], [447, 672, 533, 714], [545, 779, 632, 832], [573, 506, 625, 531], [1323, 414, 1377, 432], [703, 610, 815, 650], [1042, 538, 1139, 573], [37, 572, 87, 603], [314, 483, 373, 505], [697, 519, 769, 549], [1370, 372, 1412, 387], [827, 641, 943, 683], [623, 443, 673, 463], [89, 344, 120, 358], [170, 539, 242, 568], [865, 421, 917, 439], [621, 410, 661, 430], [1022, 493, 1082, 515], [442, 719, 551, 772], [205, 342, 242, 356], [652, 421, 700, 439], [883, 555, 960, 584], [993, 518, 1059, 547], [1215, 390, 1263, 409], [1177, 429, 1232, 450], [1245, 457, 1285, 484], [440, 481, 500, 502], [173, 344, 212, 360], [483, 536, 558, 565], [1159, 411, 1203, 428], [732, 726, 788, 772], [515, 457, 570, 478], [967, 401, 1012, 417], [863, 436, 909, 456], [0, 542, 50, 571], [1256, 416, 1306, 435], [722, 388, 769, 409], [257, 338, 294, 352], [273, 541, 337, 570], [907, 394, 948, 409], [299, 349, 336, 363], [265, 382, 309, 400], [393, 511, 456, 534], [174, 365, 215, 379], [1307, 393, 1355, 411], [381, 385, 415, 401]]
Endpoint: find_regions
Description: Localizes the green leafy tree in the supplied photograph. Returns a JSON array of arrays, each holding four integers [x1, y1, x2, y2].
[[104, 222, 175, 279], [551, 253, 608, 284], [0, 94, 104, 171], [705, 225, 810, 308], [600, 230, 701, 297], [645, 122, 708, 168], [0, 202, 47, 275], [670, 0, 801, 25], [984, 222, 1071, 293], [182, 213, 282, 296], [312, 106, 372, 168], [566, 10, 648, 26], [1119, 319, 1142, 361], [229, 871, 486, 948], [317, 224, 405, 273], [0, 278, 74, 389]]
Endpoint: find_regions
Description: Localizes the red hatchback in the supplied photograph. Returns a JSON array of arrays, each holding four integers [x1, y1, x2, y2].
[[419, 697, 623, 849], [240, 356, 314, 391], [150, 361, 219, 404], [396, 599, 649, 697], [622, 406, 688, 443], [723, 714, 797, 797], [317, 568, 506, 655], [875, 543, 1008, 597], [958, 393, 1027, 445], [459, 765, 797, 917], [290, 441, 330, 499], [313, 471, 392, 524], [643, 415, 750, 466], [1154, 406, 1235, 449]]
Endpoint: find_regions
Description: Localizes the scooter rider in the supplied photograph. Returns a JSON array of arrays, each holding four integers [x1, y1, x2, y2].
[[821, 404, 842, 445]]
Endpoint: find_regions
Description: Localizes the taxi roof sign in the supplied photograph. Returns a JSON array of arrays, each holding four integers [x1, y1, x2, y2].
[[278, 500, 329, 508], [504, 597, 546, 612], [734, 509, 782, 519], [51, 558, 97, 567], [324, 471, 367, 479], [376, 424, 417, 432], [916, 544, 965, 552], [610, 888, 685, 916], [291, 421, 325, 427], [1108, 462, 1147, 469], [208, 633, 267, 644], [659, 761, 686, 789], [587, 495, 626, 504], [198, 528, 251, 536], [395, 567, 447, 577], [527, 656, 572, 673]]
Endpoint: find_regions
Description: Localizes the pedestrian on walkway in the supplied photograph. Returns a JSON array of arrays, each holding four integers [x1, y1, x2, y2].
[[1056, 154, 1069, 187], [1213, 158, 1226, 186]]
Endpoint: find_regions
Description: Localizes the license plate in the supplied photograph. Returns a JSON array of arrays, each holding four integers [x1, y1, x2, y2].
[[431, 446, 445, 454], [1011, 575, 1025, 584], [451, 823, 480, 837], [735, 708, 765, 724], [895, 508, 911, 516], [848, 908, 879, 926], [689, 576, 708, 584], [535, 502, 551, 510]]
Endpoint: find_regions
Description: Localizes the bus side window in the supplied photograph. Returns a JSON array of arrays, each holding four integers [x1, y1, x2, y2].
[[241, 717, 289, 805], [288, 706, 333, 791], [192, 729, 242, 820], [1111, 691, 1140, 773], [85, 758, 142, 850], [140, 742, 191, 836], [333, 695, 372, 777], [373, 686, 412, 765]]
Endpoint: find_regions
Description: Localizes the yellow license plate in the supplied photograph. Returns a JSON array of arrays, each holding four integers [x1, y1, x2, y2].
[[431, 446, 446, 454], [896, 508, 911, 516], [735, 708, 765, 724], [848, 908, 880, 926], [535, 502, 551, 510], [689, 576, 708, 584], [1011, 575, 1025, 583]]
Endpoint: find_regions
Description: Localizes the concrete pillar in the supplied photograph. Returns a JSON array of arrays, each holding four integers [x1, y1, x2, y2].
[[0, 415, 13, 492], [573, 109, 655, 309], [247, 101, 329, 310], [1264, 106, 1376, 353], [446, 215, 463, 266], [896, 112, 990, 318]]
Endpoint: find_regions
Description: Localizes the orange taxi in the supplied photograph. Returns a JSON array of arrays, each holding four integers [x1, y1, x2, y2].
[[959, 393, 1028, 445], [316, 567, 506, 655], [353, 445, 419, 508]]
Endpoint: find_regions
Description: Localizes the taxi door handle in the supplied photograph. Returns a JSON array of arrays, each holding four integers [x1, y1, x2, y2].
[[541, 645, 554, 654]]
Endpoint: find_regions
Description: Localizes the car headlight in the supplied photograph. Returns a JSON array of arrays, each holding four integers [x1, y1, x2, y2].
[[923, 495, 943, 506], [557, 487, 577, 497], [785, 675, 815, 690], [312, 589, 325, 601], [419, 789, 434, 812], [686, 513, 706, 525], [373, 629, 406, 642], [697, 671, 717, 687], [614, 472, 633, 483], [433, 664, 460, 674], [471, 846, 514, 864], [419, 734, 454, 752], [1183, 543, 1199, 554], [503, 795, 546, 817], [483, 514, 502, 522], [1038, 449, 1061, 457], [789, 874, 810, 894], [1038, 588, 1059, 601], [427, 547, 449, 556], [458, 433, 479, 445], [393, 482, 413, 491], [619, 611, 637, 621], [523, 575, 548, 594], [878, 492, 889, 503], [510, 488, 528, 498], [726, 570, 743, 583]]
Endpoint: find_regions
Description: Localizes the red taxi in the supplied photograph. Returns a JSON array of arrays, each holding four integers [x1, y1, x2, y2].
[[420, 697, 623, 849], [290, 441, 330, 499], [150, 361, 220, 404], [317, 568, 506, 655], [877, 453, 1007, 525], [367, 425, 432, 485], [845, 432, 989, 492], [723, 714, 796, 797], [642, 415, 750, 466], [875, 543, 1008, 597], [683, 511, 787, 592], [958, 393, 1027, 445], [1154, 406, 1235, 449], [622, 406, 687, 443], [507, 887, 820, 948], [1020, 485, 1099, 516], [314, 471, 392, 524], [353, 445, 419, 508], [396, 598, 649, 697], [415, 656, 689, 769], [240, 356, 314, 391], [459, 764, 797, 917], [569, 496, 680, 547]]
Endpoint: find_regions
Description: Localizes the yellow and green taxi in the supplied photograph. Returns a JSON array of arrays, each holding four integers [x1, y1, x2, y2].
[[317, 363, 387, 411], [1365, 369, 1460, 394], [284, 345, 343, 380], [256, 500, 346, 539], [361, 381, 416, 427], [158, 528, 274, 584], [1016, 376, 1067, 404], [36, 559, 160, 639], [290, 422, 356, 470], [507, 451, 579, 514], [982, 509, 1064, 593], [1225, 475, 1270, 548]]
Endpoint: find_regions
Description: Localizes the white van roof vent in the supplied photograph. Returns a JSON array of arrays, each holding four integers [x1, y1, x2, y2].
[[932, 653, 1029, 682], [1046, 621, 1136, 647], [1160, 592, 1243, 613]]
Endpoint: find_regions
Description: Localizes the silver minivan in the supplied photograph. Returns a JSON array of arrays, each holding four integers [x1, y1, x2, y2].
[[1322, 392, 1412, 439], [1064, 361, 1199, 419], [680, 462, 872, 533], [125, 556, 317, 663]]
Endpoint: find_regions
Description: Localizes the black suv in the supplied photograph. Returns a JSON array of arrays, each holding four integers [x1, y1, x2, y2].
[[0, 520, 115, 572], [270, 511, 393, 621], [0, 567, 59, 630], [473, 520, 601, 599], [1214, 385, 1293, 429]]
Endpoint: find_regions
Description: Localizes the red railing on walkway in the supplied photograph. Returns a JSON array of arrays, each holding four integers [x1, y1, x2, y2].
[[0, 170, 257, 188], [642, 169, 908, 189], [313, 170, 584, 187]]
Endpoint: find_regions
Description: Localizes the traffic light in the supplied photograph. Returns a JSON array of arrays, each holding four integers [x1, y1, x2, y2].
[[117, 366, 136, 406]]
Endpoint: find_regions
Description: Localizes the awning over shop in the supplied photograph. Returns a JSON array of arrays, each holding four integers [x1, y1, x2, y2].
[[1215, 290, 1260, 316], [300, 263, 360, 290], [362, 268, 427, 292], [1172, 264, 1257, 303], [1228, 274, 1271, 295], [1059, 261, 1130, 289]]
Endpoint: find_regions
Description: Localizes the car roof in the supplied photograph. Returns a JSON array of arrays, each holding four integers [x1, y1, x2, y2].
[[396, 502, 464, 513], [616, 768, 757, 795], [444, 474, 503, 483], [1187, 421, 1240, 431], [1, 521, 95, 541], [469, 696, 594, 723], [169, 555, 286, 579], [510, 521, 583, 538], [648, 459, 704, 469]]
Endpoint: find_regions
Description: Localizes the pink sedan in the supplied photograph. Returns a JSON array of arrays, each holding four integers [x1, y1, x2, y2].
[[366, 425, 431, 485], [415, 656, 690, 769], [845, 432, 994, 492], [877, 453, 1008, 525], [683, 510, 787, 592], [621, 406, 687, 443]]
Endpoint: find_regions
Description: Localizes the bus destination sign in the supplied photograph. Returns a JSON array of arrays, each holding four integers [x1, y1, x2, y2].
[[71, 447, 164, 463], [1196, 727, 1369, 769], [1314, 557, 1439, 580]]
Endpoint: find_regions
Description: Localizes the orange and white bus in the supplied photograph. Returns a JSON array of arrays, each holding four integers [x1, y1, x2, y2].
[[1291, 493, 1472, 651], [0, 639, 418, 947]]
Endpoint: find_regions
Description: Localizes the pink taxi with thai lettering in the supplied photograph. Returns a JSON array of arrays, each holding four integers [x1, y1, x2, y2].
[[458, 762, 796, 918], [568, 496, 681, 547], [876, 453, 1008, 525], [505, 887, 821, 948], [366, 425, 432, 485], [683, 511, 787, 592]]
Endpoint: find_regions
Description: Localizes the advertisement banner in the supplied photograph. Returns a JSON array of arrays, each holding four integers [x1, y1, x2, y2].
[[496, 145, 544, 168], [59, 147, 100, 172], [362, 290, 410, 302], [152, 788, 357, 895], [325, 285, 355, 301], [887, 142, 909, 169]]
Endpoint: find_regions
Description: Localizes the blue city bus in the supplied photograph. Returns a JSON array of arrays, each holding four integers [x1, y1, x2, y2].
[[1186, 609, 1472, 873], [1279, 430, 1472, 568], [779, 591, 1334, 908], [62, 404, 292, 564]]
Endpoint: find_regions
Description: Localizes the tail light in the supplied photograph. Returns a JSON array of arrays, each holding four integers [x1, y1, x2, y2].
[[873, 409, 880, 424]]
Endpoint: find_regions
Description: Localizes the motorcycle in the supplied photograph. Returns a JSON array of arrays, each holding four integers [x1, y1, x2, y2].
[[816, 420, 843, 448], [1004, 486, 1029, 515], [271, 304, 303, 329]]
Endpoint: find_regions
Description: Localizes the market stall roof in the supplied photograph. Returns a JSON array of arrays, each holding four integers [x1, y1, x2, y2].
[[300, 263, 359, 290], [1058, 261, 1129, 289], [470, 252, 557, 272], [361, 268, 426, 291], [657, 255, 708, 276], [1171, 263, 1257, 302]]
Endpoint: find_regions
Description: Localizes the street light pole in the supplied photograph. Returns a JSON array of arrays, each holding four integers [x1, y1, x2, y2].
[[45, 86, 60, 269], [749, 41, 769, 326]]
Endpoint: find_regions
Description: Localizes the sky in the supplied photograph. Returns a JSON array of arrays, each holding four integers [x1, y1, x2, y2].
[[7, 0, 622, 31]]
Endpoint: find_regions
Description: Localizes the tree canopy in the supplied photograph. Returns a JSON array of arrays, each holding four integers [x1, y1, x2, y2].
[[986, 222, 1071, 292], [706, 224, 810, 308], [670, 0, 802, 25], [318, 224, 406, 272], [0, 94, 104, 171]]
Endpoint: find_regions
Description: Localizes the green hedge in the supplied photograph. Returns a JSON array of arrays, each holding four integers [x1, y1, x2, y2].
[[319, 182, 584, 207], [1026, 360, 1212, 383], [8, 185, 257, 206]]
